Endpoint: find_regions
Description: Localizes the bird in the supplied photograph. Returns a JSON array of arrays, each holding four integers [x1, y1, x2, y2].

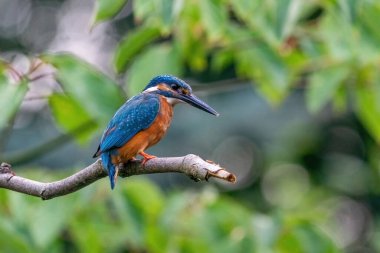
[[93, 75, 219, 189]]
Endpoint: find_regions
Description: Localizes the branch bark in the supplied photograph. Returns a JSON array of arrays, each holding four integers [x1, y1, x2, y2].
[[0, 154, 236, 200]]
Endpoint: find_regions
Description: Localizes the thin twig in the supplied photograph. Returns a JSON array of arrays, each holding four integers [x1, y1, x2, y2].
[[28, 73, 55, 83], [23, 95, 50, 101], [28, 59, 44, 74]]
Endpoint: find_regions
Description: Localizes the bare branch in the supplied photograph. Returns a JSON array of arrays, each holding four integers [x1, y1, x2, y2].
[[0, 155, 236, 200]]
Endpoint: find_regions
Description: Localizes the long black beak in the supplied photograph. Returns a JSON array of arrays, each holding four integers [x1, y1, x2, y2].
[[178, 94, 219, 116]]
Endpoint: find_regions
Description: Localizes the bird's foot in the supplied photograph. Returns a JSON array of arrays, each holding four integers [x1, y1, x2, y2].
[[139, 152, 157, 166]]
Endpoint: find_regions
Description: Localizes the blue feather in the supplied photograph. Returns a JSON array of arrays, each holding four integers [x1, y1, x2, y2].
[[101, 152, 116, 189], [95, 75, 218, 189], [97, 93, 160, 189], [144, 75, 192, 92], [99, 93, 160, 153]]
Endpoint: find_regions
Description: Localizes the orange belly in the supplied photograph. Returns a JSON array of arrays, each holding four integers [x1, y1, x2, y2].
[[112, 96, 173, 164]]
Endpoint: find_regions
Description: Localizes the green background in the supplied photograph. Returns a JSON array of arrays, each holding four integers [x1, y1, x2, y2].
[[1, 0, 380, 252]]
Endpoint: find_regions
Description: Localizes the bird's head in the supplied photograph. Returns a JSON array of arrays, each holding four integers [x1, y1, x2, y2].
[[143, 75, 219, 116]]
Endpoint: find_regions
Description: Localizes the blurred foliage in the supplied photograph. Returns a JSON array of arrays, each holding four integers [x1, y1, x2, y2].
[[1, 0, 380, 252], [92, 0, 129, 25], [42, 53, 124, 124], [1, 0, 380, 144], [0, 67, 28, 130], [0, 175, 341, 253], [110, 0, 380, 143]]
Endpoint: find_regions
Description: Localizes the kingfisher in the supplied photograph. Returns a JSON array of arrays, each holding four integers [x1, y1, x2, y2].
[[93, 75, 219, 189]]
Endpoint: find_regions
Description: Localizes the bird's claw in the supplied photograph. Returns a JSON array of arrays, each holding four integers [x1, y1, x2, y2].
[[139, 152, 157, 166], [141, 157, 155, 166]]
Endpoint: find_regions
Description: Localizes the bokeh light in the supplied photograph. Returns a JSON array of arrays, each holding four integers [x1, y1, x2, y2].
[[262, 164, 310, 209]]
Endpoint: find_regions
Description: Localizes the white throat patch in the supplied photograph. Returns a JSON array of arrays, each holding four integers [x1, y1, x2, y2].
[[164, 97, 183, 105], [143, 86, 159, 93]]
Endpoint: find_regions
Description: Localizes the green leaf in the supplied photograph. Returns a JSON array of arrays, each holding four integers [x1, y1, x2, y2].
[[92, 0, 128, 24], [211, 49, 234, 72], [133, 0, 157, 22], [43, 53, 124, 124], [110, 191, 145, 247], [332, 86, 347, 113], [126, 43, 182, 95], [276, 0, 303, 40], [200, 0, 228, 42], [229, 0, 277, 46], [357, 2, 380, 51], [338, 0, 359, 22], [160, 0, 175, 31], [206, 197, 256, 253], [236, 44, 292, 104], [0, 193, 71, 252], [229, 0, 260, 23], [49, 94, 97, 144], [355, 80, 380, 143], [119, 178, 166, 250], [133, 0, 175, 32], [69, 208, 109, 253], [276, 223, 340, 253], [0, 73, 28, 130], [306, 65, 350, 113], [320, 10, 355, 61], [114, 26, 161, 73], [0, 222, 33, 253], [122, 178, 165, 220], [30, 198, 72, 250]]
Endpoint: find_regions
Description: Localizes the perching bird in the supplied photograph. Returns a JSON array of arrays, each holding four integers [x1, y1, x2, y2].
[[93, 75, 219, 189]]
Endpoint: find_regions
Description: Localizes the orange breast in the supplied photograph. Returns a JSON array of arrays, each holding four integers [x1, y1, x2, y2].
[[112, 96, 173, 164]]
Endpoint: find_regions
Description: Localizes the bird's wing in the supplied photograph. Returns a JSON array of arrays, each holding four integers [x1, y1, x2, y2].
[[95, 93, 160, 155]]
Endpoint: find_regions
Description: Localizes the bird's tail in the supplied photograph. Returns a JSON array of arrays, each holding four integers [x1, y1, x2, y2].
[[101, 153, 116, 190]]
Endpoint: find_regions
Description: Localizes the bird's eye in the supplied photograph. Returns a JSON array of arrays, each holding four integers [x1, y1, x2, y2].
[[171, 83, 180, 90]]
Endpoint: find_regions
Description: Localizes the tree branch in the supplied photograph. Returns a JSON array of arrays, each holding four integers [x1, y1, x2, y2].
[[0, 154, 236, 200]]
